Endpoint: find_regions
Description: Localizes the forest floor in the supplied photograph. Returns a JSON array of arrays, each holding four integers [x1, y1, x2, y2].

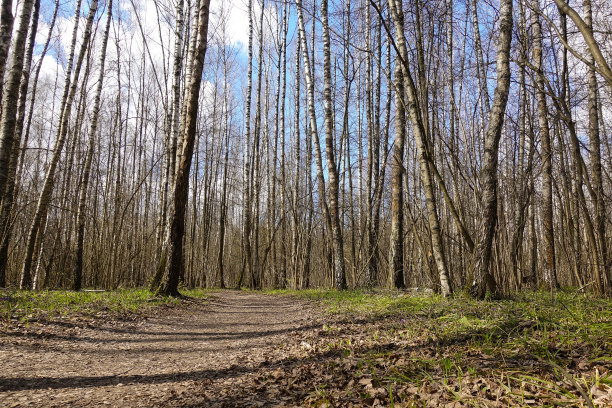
[[1, 289, 612, 407]]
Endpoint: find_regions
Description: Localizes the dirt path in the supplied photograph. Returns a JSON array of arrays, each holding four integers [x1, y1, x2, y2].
[[0, 291, 321, 407]]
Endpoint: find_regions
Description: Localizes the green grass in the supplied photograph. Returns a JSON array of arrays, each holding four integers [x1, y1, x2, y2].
[[267, 288, 612, 406], [270, 288, 612, 340], [266, 288, 443, 316], [0, 288, 208, 323]]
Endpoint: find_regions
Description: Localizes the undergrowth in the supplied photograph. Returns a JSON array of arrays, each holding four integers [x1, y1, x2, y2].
[[266, 288, 612, 406], [0, 288, 208, 323]]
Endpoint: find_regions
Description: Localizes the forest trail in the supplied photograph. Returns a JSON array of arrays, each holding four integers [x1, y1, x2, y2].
[[0, 291, 321, 407]]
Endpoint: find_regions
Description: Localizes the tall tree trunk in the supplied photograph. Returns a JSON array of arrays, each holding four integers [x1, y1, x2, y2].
[[370, 18, 386, 288], [279, 2, 288, 288], [158, 0, 210, 297], [321, 0, 346, 290], [388, 0, 452, 296], [0, 0, 34, 206], [583, 0, 608, 292], [510, 0, 530, 288], [217, 119, 229, 289], [470, 0, 513, 299], [0, 0, 14, 103], [20, 0, 96, 289], [74, 0, 114, 291], [469, 0, 490, 117], [532, 3, 559, 291], [250, 0, 265, 289], [291, 39, 301, 288], [238, 0, 254, 288], [365, 0, 376, 286], [169, 0, 185, 190], [295, 0, 333, 268], [16, 0, 59, 190], [389, 62, 405, 289], [0, 0, 43, 286]]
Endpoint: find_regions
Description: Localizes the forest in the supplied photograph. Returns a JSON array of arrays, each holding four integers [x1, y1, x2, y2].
[[0, 0, 611, 298], [1, 0, 612, 406]]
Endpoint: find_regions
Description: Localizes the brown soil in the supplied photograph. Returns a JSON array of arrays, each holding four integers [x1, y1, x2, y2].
[[3, 291, 610, 407], [0, 291, 322, 407]]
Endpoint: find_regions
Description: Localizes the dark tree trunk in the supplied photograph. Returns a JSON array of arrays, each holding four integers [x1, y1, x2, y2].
[[158, 0, 210, 297], [0, 0, 14, 104], [0, 0, 33, 210], [532, 3, 559, 291], [470, 0, 513, 299], [389, 62, 405, 289]]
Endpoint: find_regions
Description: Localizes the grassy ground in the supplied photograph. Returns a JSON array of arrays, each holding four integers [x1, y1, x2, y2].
[[265, 288, 612, 407], [2, 287, 611, 406], [0, 287, 208, 323]]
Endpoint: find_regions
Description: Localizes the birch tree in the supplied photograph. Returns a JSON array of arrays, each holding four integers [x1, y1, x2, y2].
[[20, 0, 97, 289], [531, 2, 559, 291], [321, 0, 347, 289], [74, 0, 114, 290], [388, 62, 405, 289], [0, 0, 34, 202], [470, 0, 513, 299], [0, 0, 14, 102], [387, 0, 452, 296], [158, 0, 211, 296]]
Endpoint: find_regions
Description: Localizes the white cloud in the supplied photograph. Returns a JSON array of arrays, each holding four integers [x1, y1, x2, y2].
[[35, 20, 51, 47], [36, 53, 64, 80], [210, 0, 279, 51], [211, 0, 250, 47]]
